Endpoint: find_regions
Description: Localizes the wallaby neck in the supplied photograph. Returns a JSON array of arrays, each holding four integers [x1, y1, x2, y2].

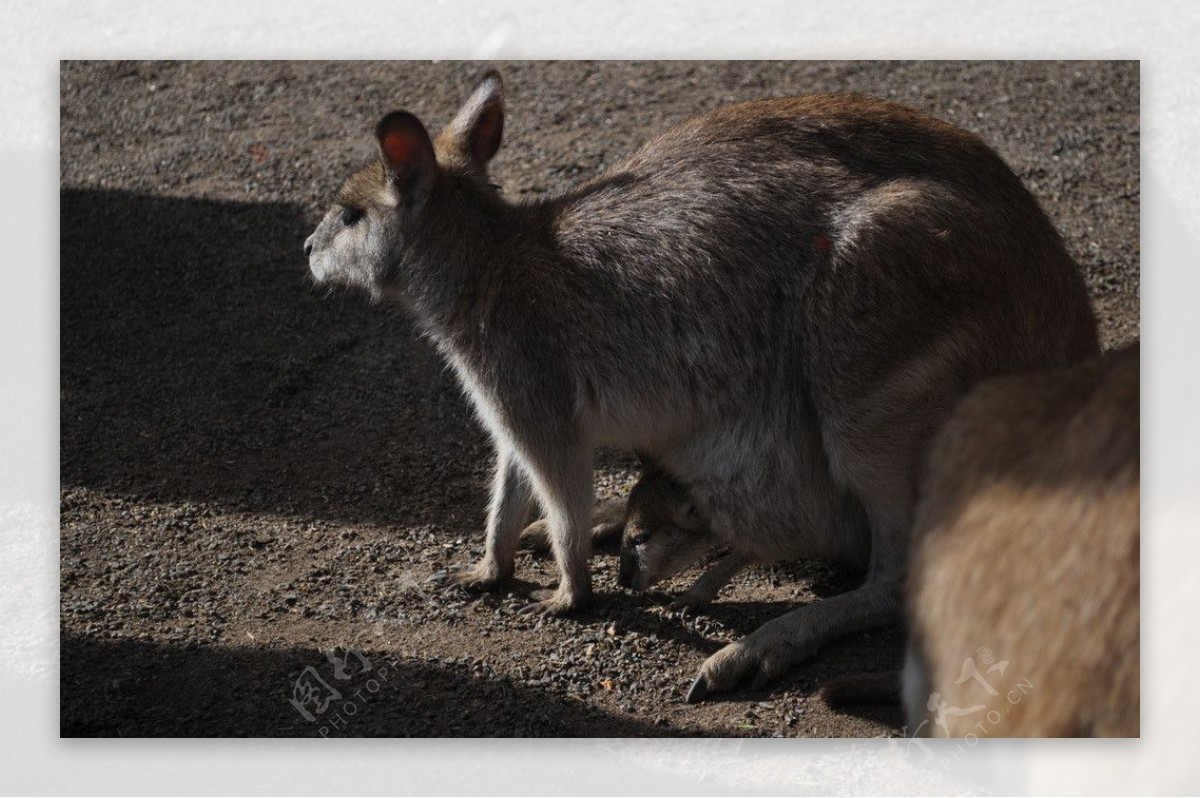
[[398, 174, 559, 356]]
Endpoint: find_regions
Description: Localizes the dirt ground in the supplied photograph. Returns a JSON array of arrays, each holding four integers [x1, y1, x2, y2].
[[59, 60, 1139, 738]]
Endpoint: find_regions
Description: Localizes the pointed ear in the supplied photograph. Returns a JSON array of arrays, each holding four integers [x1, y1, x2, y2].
[[443, 69, 505, 167], [375, 111, 437, 211]]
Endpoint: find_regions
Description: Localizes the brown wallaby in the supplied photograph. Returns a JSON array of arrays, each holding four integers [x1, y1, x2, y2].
[[305, 69, 1099, 700], [901, 343, 1139, 737], [615, 466, 731, 601]]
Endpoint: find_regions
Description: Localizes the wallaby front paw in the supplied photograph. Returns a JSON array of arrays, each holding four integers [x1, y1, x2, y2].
[[519, 512, 626, 553], [517, 519, 551, 551], [685, 633, 818, 703], [669, 589, 715, 611], [590, 518, 626, 544], [429, 561, 510, 593], [517, 586, 590, 616]]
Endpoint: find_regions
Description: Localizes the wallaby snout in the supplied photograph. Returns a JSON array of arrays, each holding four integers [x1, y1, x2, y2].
[[616, 548, 643, 591]]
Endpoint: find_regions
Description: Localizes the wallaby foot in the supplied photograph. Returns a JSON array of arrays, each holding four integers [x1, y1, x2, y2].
[[818, 670, 902, 707], [519, 497, 627, 552], [686, 626, 822, 703], [669, 591, 711, 611], [430, 560, 511, 593], [685, 578, 900, 703], [518, 584, 592, 616]]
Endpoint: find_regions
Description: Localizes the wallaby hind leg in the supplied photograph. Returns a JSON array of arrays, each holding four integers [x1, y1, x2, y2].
[[684, 397, 927, 699], [519, 496, 627, 552], [516, 446, 596, 615], [684, 422, 921, 699], [686, 574, 901, 702], [435, 447, 534, 590]]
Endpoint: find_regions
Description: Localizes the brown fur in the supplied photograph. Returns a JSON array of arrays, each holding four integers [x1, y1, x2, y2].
[[337, 163, 388, 213], [904, 344, 1140, 737]]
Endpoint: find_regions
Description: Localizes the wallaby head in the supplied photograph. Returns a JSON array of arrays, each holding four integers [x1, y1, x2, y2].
[[304, 70, 506, 300], [617, 468, 714, 592]]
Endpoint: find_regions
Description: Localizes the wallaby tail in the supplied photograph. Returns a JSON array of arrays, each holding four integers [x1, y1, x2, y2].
[[818, 670, 902, 707]]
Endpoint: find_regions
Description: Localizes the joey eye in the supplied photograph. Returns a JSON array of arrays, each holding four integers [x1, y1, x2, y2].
[[340, 207, 365, 227]]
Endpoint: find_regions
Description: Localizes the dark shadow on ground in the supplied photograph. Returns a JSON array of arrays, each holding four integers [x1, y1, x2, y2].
[[59, 188, 904, 737], [60, 632, 680, 737], [61, 189, 492, 529], [822, 693, 907, 730]]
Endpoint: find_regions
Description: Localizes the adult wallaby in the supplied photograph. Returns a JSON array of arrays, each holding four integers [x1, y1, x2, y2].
[[902, 343, 1139, 737], [305, 70, 1099, 700]]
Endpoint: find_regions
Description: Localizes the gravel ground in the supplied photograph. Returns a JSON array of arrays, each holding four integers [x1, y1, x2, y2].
[[59, 60, 1139, 738]]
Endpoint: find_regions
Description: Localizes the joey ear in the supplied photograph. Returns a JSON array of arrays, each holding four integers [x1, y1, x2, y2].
[[674, 501, 705, 531], [444, 69, 505, 167], [633, 449, 663, 471], [375, 111, 437, 211]]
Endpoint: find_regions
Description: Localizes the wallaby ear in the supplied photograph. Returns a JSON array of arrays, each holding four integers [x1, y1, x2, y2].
[[444, 69, 505, 167], [375, 111, 437, 211]]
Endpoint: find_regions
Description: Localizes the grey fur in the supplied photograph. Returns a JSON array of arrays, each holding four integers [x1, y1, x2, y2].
[[306, 72, 1099, 698]]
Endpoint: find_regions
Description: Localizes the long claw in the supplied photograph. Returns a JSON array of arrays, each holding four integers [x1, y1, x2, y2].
[[518, 587, 586, 616], [429, 562, 506, 593], [427, 570, 452, 585], [685, 675, 709, 704]]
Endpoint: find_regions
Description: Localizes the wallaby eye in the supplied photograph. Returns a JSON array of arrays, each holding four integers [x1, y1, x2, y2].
[[629, 530, 651, 547], [340, 207, 365, 227]]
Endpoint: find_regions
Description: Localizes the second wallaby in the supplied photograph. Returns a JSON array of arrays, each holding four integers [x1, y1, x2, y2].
[[305, 70, 1099, 699], [902, 344, 1140, 737], [820, 345, 1139, 737]]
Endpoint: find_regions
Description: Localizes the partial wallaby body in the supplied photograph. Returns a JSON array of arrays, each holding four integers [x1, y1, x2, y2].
[[519, 464, 755, 608], [517, 497, 627, 553], [902, 344, 1139, 737], [306, 70, 1098, 699], [612, 464, 868, 610]]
